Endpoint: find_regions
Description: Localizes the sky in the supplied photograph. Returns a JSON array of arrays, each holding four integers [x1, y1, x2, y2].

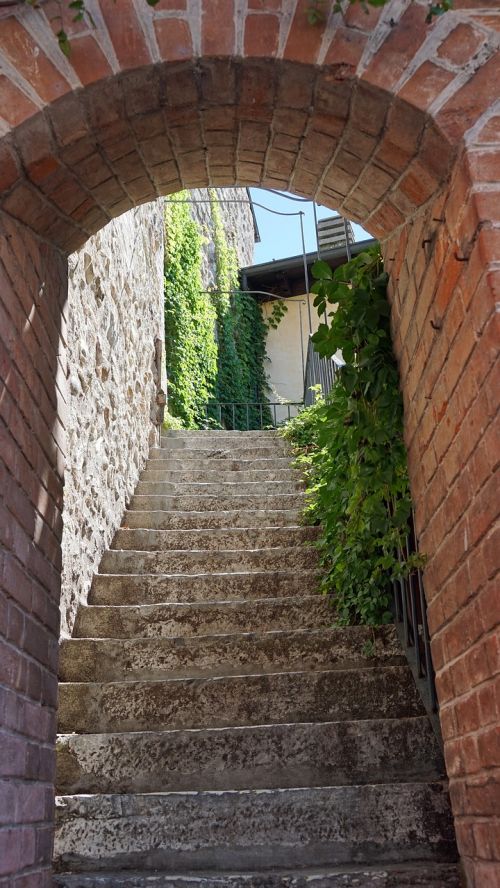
[[248, 187, 370, 266]]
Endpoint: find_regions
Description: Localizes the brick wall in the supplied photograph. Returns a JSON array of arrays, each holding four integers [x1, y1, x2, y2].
[[0, 212, 67, 887], [0, 1, 498, 884]]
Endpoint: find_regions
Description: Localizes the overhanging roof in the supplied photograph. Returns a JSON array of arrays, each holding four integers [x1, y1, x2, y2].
[[240, 237, 377, 300]]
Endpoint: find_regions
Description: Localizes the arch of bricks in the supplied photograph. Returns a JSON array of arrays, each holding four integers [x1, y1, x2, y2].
[[0, 1, 498, 885]]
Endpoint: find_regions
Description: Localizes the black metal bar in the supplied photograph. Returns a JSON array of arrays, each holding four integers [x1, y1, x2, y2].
[[232, 402, 236, 430], [246, 403, 250, 430], [260, 403, 263, 429]]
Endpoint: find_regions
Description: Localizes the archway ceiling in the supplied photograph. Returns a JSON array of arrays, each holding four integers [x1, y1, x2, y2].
[[0, 1, 498, 253]]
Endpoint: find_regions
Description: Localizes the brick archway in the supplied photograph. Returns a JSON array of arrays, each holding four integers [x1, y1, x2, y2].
[[0, 2, 498, 885]]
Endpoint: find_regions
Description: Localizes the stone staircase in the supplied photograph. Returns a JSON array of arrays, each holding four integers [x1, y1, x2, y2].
[[54, 430, 460, 887]]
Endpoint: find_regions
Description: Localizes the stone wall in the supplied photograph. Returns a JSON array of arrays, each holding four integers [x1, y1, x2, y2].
[[189, 187, 256, 287], [60, 202, 165, 638]]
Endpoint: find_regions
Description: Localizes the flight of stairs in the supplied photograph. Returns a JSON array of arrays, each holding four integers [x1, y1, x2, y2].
[[54, 430, 460, 887]]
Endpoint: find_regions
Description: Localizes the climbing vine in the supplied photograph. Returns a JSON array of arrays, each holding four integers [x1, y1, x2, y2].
[[208, 189, 272, 429], [163, 192, 218, 428], [163, 190, 273, 430], [282, 246, 422, 626]]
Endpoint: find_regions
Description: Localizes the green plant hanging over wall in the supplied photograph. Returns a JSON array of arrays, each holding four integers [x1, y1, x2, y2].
[[208, 189, 272, 429], [282, 246, 422, 626], [164, 192, 218, 428], [164, 190, 274, 430]]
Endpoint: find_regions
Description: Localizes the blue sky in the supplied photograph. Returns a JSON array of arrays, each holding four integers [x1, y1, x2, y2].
[[249, 188, 370, 265]]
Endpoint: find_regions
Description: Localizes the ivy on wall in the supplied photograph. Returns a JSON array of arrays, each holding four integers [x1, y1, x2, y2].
[[209, 190, 271, 429], [282, 247, 421, 626], [164, 190, 272, 430], [164, 192, 218, 428]]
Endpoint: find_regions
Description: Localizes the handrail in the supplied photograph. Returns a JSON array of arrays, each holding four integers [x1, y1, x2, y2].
[[392, 512, 440, 740], [201, 400, 302, 430], [303, 336, 343, 405]]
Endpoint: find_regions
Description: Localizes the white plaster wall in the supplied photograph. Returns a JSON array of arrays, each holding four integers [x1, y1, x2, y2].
[[262, 293, 321, 423], [60, 201, 165, 637]]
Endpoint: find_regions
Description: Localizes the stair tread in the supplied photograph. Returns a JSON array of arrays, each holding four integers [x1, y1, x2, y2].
[[53, 862, 462, 888], [56, 716, 445, 795]]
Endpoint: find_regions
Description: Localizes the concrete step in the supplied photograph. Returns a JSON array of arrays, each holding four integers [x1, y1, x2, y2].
[[129, 493, 305, 512], [74, 595, 331, 638], [57, 664, 424, 733], [59, 627, 403, 683], [56, 715, 445, 795], [135, 481, 303, 496], [89, 569, 320, 605], [53, 783, 457, 873], [53, 862, 462, 888], [146, 457, 293, 472], [111, 526, 319, 552], [99, 547, 318, 576], [157, 436, 289, 452], [122, 509, 303, 530], [141, 468, 300, 483], [150, 446, 291, 460]]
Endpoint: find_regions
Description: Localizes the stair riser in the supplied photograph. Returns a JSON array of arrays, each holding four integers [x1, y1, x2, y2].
[[150, 447, 290, 460], [74, 596, 331, 638], [58, 666, 424, 734], [56, 717, 445, 795], [136, 481, 303, 496], [89, 570, 320, 605], [53, 864, 462, 888], [59, 627, 403, 683], [130, 494, 305, 512], [111, 526, 318, 552], [122, 509, 303, 530], [141, 469, 299, 483], [156, 439, 290, 453], [147, 458, 293, 472], [99, 548, 318, 576], [53, 784, 457, 873]]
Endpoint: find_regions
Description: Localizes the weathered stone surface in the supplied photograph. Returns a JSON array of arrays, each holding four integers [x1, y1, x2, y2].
[[89, 570, 321, 605], [123, 509, 303, 530], [59, 627, 403, 683], [61, 202, 165, 637], [159, 434, 286, 449], [57, 665, 424, 734], [141, 468, 301, 483], [147, 458, 293, 472], [53, 863, 462, 888], [53, 784, 457, 873], [56, 716, 445, 795], [112, 525, 318, 552], [150, 446, 291, 460], [129, 494, 306, 512], [74, 595, 331, 638], [135, 480, 303, 496], [99, 547, 318, 576]]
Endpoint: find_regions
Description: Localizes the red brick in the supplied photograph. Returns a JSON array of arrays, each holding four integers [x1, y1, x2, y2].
[[65, 34, 113, 85], [363, 3, 431, 91], [244, 14, 280, 57], [0, 76, 38, 128], [324, 27, 367, 69], [0, 20, 70, 104], [99, 0, 150, 67], [437, 51, 500, 142], [437, 23, 486, 66], [284, 0, 326, 63], [154, 18, 193, 61], [202, 0, 234, 55], [399, 61, 455, 112]]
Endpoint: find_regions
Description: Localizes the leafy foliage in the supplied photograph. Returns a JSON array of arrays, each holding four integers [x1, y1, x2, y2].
[[282, 246, 417, 626], [164, 192, 218, 428], [164, 190, 273, 430], [209, 190, 272, 429]]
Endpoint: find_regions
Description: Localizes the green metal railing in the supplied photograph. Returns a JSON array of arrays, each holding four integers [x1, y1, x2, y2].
[[202, 401, 303, 431]]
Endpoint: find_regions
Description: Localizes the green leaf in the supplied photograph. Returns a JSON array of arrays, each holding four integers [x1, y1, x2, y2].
[[57, 29, 71, 56], [311, 260, 333, 281]]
